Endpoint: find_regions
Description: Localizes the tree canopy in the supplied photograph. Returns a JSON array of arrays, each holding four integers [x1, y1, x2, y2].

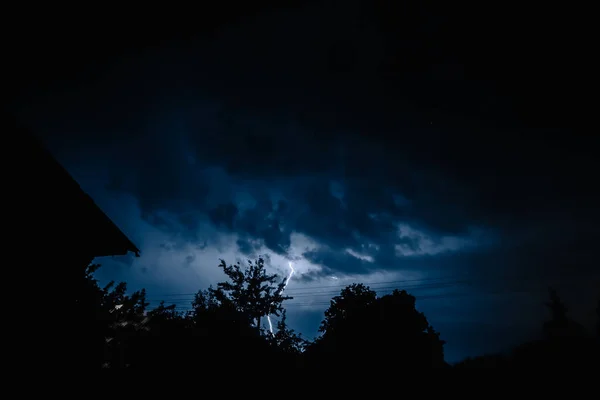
[[306, 284, 447, 368], [69, 260, 598, 369]]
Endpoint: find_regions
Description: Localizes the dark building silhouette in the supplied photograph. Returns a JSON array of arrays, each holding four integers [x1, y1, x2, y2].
[[8, 115, 139, 368], [13, 117, 139, 267]]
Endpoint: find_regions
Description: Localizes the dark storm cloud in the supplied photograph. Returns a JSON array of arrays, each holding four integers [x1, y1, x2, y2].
[[121, 129, 420, 268], [98, 91, 597, 279], [302, 248, 371, 275], [235, 238, 261, 256], [233, 197, 293, 256], [9, 1, 598, 366], [184, 254, 195, 266], [14, 1, 598, 282], [208, 203, 238, 230], [187, 2, 598, 235]]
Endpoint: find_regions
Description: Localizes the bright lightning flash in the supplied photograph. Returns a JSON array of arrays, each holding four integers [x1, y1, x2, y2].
[[267, 262, 295, 335]]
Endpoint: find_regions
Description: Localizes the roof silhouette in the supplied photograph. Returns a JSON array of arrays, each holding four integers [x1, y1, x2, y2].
[[11, 115, 140, 258]]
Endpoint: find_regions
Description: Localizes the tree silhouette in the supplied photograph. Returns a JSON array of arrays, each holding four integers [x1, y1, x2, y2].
[[454, 353, 509, 368], [318, 283, 377, 334], [190, 287, 255, 337], [506, 288, 597, 368], [69, 261, 600, 369], [99, 281, 148, 368], [127, 301, 195, 369], [213, 258, 292, 332], [138, 258, 295, 369], [545, 288, 568, 323], [75, 263, 149, 368], [268, 310, 307, 354], [306, 285, 446, 368], [542, 287, 584, 339]]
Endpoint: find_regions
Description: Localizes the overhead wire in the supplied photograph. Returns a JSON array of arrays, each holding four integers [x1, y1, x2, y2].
[[141, 270, 599, 312]]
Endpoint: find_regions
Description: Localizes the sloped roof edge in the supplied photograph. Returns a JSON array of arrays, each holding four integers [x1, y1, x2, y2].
[[13, 115, 140, 258]]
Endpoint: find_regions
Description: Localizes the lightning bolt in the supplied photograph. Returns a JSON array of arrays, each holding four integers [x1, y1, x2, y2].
[[267, 261, 295, 335]]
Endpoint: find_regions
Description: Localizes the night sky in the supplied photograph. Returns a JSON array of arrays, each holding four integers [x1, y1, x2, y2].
[[9, 3, 598, 362]]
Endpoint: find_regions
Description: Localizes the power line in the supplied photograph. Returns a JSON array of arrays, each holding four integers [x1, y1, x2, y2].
[[148, 274, 474, 297], [142, 277, 598, 312], [144, 270, 597, 301], [143, 280, 469, 301]]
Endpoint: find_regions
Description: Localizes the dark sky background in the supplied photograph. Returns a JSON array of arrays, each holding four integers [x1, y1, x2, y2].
[[8, 2, 599, 362]]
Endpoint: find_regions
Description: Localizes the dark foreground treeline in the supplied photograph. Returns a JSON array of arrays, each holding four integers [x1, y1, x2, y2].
[[73, 259, 599, 369]]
